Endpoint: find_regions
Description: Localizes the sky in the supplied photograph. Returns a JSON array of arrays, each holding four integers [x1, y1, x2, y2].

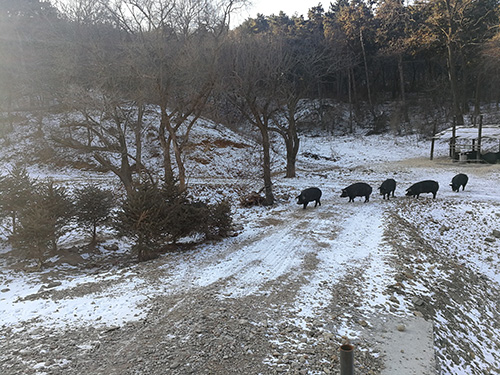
[[54, 0, 326, 28], [235, 0, 327, 24]]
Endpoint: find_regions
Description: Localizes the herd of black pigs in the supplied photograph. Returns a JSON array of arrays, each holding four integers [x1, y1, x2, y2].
[[296, 173, 469, 209]]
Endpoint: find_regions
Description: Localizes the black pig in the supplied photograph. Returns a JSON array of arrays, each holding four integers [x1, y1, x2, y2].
[[297, 187, 322, 209], [379, 178, 396, 200], [450, 173, 468, 192], [341, 182, 372, 203], [405, 180, 439, 199]]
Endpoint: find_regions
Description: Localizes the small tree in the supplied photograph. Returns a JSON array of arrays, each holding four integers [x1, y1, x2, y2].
[[13, 180, 74, 265], [0, 166, 36, 235], [74, 184, 115, 244], [115, 181, 169, 261], [206, 200, 232, 239]]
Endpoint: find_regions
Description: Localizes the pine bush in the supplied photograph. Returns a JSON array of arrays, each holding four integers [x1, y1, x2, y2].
[[116, 181, 168, 261], [116, 180, 233, 261], [0, 165, 36, 235], [74, 184, 115, 244], [13, 180, 74, 264]]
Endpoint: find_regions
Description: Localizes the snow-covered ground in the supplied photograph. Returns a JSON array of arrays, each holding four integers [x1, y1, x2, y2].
[[1, 115, 500, 374]]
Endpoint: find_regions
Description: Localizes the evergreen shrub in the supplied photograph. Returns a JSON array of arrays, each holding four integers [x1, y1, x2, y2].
[[12, 180, 74, 265], [74, 184, 115, 244], [116, 180, 233, 261]]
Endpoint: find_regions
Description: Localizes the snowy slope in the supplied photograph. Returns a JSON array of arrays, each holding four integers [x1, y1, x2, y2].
[[1, 114, 500, 374]]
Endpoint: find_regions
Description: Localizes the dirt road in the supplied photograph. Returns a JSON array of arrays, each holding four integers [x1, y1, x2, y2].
[[2, 159, 500, 374]]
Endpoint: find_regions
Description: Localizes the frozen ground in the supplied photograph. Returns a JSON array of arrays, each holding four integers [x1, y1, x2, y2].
[[1, 117, 500, 374]]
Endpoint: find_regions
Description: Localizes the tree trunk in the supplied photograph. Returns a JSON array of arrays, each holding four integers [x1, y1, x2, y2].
[[159, 106, 188, 189], [397, 54, 409, 123], [93, 153, 134, 197], [284, 135, 299, 178], [459, 49, 469, 114], [120, 152, 134, 196], [474, 73, 482, 117], [348, 67, 354, 133], [158, 108, 174, 182], [159, 116, 174, 184], [92, 223, 97, 244], [259, 125, 274, 205], [284, 101, 300, 178], [135, 102, 144, 171], [447, 42, 463, 125], [166, 124, 186, 191], [360, 29, 373, 113]]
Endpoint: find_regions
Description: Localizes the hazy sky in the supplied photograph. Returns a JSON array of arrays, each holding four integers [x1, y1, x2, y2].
[[235, 0, 326, 24]]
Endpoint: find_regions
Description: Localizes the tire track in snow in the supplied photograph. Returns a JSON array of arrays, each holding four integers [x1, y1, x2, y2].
[[152, 204, 338, 298], [155, 201, 395, 319], [191, 209, 329, 298], [291, 203, 395, 321]]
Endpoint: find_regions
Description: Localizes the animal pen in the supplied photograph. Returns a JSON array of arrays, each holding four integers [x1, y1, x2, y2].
[[431, 121, 500, 163]]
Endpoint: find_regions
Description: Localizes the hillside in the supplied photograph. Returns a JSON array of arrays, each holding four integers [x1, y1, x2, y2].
[[1, 112, 500, 374]]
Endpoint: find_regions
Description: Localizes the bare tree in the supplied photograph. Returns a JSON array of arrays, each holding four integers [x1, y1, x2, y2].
[[417, 0, 499, 125], [47, 3, 152, 195], [54, 88, 150, 196], [220, 34, 289, 205], [102, 0, 246, 190], [49, 0, 246, 193], [269, 36, 330, 178], [54, 0, 111, 25]]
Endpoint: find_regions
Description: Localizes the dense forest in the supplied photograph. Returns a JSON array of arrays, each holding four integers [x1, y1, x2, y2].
[[2, 0, 500, 120], [1, 0, 500, 207]]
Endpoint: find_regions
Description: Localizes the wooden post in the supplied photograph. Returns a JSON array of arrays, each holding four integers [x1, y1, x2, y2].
[[477, 115, 483, 161], [430, 120, 437, 160], [451, 117, 456, 159]]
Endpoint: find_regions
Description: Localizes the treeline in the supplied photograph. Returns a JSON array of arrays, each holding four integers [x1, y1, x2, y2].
[[238, 0, 500, 125], [2, 0, 500, 121], [1, 0, 500, 209]]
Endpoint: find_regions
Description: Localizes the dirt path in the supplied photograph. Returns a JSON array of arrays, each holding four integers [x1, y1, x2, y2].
[[1, 194, 400, 374]]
